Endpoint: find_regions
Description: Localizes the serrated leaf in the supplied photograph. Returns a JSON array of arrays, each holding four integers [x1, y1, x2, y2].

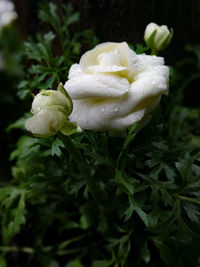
[[115, 170, 134, 195], [183, 202, 200, 223], [0, 188, 26, 244], [18, 80, 28, 89], [50, 138, 65, 157], [163, 165, 176, 181], [66, 13, 79, 26], [39, 75, 56, 90], [123, 197, 149, 226], [175, 153, 194, 183]]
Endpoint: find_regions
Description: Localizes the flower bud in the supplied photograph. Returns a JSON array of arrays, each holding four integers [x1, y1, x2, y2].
[[31, 88, 72, 116], [25, 83, 79, 137], [144, 22, 173, 53]]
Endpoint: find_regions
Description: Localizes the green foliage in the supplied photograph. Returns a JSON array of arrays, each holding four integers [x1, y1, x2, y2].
[[0, 187, 26, 245], [1, 1, 200, 267], [18, 1, 98, 100]]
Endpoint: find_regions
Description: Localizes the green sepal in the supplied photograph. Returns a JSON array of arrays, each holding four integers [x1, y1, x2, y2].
[[157, 28, 173, 51], [58, 83, 73, 115], [60, 121, 81, 136], [145, 29, 157, 49]]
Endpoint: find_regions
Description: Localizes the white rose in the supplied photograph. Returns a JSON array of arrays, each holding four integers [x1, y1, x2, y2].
[[64, 42, 169, 135]]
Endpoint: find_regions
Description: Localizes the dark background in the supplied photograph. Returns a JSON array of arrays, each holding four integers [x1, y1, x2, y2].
[[13, 0, 200, 63]]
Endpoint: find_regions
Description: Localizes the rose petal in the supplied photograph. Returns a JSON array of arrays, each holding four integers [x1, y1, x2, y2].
[[64, 74, 130, 99], [80, 42, 119, 74], [68, 64, 83, 79]]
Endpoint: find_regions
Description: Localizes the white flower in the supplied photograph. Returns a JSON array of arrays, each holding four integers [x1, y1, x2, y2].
[[64, 42, 169, 135], [144, 22, 173, 53], [25, 84, 79, 137], [0, 0, 17, 28]]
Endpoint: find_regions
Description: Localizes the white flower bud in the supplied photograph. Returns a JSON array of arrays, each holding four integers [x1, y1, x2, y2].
[[31, 89, 72, 116], [25, 106, 67, 138], [144, 22, 173, 53], [25, 84, 78, 137]]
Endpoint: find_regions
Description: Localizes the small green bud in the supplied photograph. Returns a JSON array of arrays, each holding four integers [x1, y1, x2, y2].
[[25, 84, 80, 137], [144, 22, 173, 54]]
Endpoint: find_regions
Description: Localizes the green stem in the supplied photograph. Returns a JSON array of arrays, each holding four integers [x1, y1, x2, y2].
[[176, 195, 200, 204], [58, 133, 89, 177], [0, 246, 34, 254], [58, 133, 101, 202], [151, 49, 158, 56]]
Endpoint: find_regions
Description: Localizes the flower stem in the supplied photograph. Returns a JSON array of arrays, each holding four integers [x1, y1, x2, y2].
[[58, 133, 89, 177], [151, 49, 158, 56], [58, 133, 100, 201], [0, 246, 34, 254]]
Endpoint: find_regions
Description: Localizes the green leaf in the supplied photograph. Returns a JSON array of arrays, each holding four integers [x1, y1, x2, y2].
[[66, 13, 79, 26], [123, 197, 149, 227], [38, 75, 56, 90], [0, 188, 26, 244], [80, 214, 90, 230], [115, 169, 134, 195], [7, 113, 31, 132], [140, 242, 150, 264], [0, 256, 6, 267], [183, 202, 200, 223], [92, 260, 113, 267], [117, 123, 137, 168], [175, 153, 194, 183], [50, 138, 65, 157], [39, 2, 61, 32], [67, 260, 84, 267]]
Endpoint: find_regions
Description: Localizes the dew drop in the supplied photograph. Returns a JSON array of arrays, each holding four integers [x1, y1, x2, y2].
[[151, 80, 156, 85], [113, 105, 119, 112]]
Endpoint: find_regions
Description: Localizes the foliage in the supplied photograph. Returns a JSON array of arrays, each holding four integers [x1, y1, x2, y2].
[[0, 2, 200, 267], [17, 1, 98, 101]]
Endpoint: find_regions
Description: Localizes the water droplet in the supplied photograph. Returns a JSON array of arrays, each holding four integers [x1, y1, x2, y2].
[[113, 105, 119, 112], [100, 106, 105, 112], [151, 80, 156, 85]]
